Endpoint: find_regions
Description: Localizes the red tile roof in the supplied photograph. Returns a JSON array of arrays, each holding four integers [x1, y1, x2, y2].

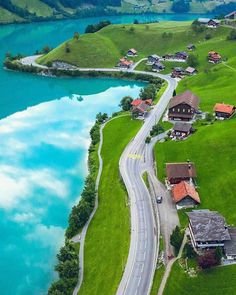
[[131, 99, 143, 106], [119, 58, 133, 66], [214, 103, 235, 115], [172, 181, 200, 203]]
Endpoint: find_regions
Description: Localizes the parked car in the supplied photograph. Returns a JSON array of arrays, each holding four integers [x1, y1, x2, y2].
[[156, 196, 163, 203]]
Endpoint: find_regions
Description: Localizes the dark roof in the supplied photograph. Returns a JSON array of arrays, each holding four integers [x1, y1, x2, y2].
[[188, 210, 231, 242], [225, 11, 236, 18], [173, 67, 185, 72], [174, 122, 192, 132], [166, 162, 196, 180], [153, 61, 165, 68], [224, 227, 236, 256], [169, 90, 199, 110]]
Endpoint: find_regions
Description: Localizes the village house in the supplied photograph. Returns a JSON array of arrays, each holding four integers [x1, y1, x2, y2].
[[171, 67, 186, 78], [163, 51, 188, 62], [127, 48, 138, 57], [131, 101, 149, 117], [198, 18, 220, 28], [224, 227, 236, 260], [168, 90, 200, 121], [147, 54, 161, 65], [188, 210, 231, 250], [131, 99, 153, 107], [185, 66, 197, 75], [187, 44, 196, 51], [172, 181, 200, 209], [208, 51, 222, 64], [225, 11, 236, 20], [166, 162, 196, 185], [172, 122, 192, 138], [118, 57, 134, 69], [152, 61, 165, 72], [214, 103, 235, 119]]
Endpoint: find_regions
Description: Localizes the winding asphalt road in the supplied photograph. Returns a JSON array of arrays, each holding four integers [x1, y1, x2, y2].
[[117, 73, 177, 295], [18, 55, 177, 295]]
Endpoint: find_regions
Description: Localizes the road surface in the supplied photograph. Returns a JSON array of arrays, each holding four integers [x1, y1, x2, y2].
[[117, 74, 177, 295]]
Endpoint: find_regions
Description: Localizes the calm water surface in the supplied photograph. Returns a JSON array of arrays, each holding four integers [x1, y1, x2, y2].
[[0, 12, 211, 294]]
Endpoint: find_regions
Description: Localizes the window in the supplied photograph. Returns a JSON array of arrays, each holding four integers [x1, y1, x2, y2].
[[183, 109, 185, 112], [178, 108, 180, 112]]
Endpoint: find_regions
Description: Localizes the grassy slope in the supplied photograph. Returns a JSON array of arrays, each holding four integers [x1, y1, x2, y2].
[[11, 0, 53, 17], [155, 117, 236, 226], [0, 7, 24, 23], [38, 22, 233, 68], [164, 262, 236, 295], [79, 116, 141, 295]]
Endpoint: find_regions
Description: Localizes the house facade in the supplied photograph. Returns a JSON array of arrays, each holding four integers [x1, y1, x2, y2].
[[225, 11, 236, 20], [198, 18, 220, 28], [208, 51, 222, 64], [168, 90, 200, 121], [173, 122, 192, 138], [127, 48, 137, 57], [185, 67, 197, 75], [147, 54, 160, 65], [171, 67, 186, 78], [118, 57, 133, 69], [152, 61, 165, 72]]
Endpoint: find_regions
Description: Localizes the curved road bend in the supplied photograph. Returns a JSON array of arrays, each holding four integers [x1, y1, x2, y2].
[[117, 74, 177, 295]]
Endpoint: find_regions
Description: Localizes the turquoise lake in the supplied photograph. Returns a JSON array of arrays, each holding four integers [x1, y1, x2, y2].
[[0, 12, 211, 294]]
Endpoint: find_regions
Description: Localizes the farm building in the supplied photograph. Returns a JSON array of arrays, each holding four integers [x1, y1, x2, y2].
[[214, 103, 235, 119], [166, 162, 196, 185], [172, 181, 200, 209]]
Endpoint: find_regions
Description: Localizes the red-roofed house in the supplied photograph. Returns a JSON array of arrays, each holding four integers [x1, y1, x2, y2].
[[214, 103, 235, 119], [127, 48, 138, 57], [118, 58, 134, 69], [131, 99, 143, 107], [172, 181, 200, 209], [208, 51, 222, 64], [131, 101, 149, 117]]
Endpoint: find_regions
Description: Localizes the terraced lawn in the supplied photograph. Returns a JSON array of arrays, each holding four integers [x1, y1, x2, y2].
[[79, 116, 141, 295]]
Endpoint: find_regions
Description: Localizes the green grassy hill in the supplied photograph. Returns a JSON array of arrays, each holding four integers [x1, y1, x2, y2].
[[38, 21, 234, 69]]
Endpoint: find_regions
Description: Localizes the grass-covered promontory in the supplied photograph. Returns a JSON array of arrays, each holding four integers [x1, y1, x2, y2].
[[38, 21, 233, 69], [79, 116, 141, 295]]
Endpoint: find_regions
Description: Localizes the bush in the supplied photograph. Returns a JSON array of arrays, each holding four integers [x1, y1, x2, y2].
[[197, 250, 219, 269], [170, 226, 184, 255], [227, 29, 236, 40], [183, 243, 196, 259], [119, 96, 133, 111], [187, 54, 199, 68], [85, 20, 111, 34], [205, 33, 212, 40]]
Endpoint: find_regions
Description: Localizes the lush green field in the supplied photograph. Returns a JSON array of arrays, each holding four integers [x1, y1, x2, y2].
[[38, 22, 233, 69], [164, 261, 236, 295], [155, 116, 236, 226], [79, 116, 141, 295], [0, 7, 24, 23]]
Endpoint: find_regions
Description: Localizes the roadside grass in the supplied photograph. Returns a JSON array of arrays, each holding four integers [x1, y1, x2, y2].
[[164, 261, 236, 295], [151, 265, 165, 295], [142, 171, 150, 189], [154, 81, 168, 104], [155, 117, 236, 226], [38, 22, 233, 69], [78, 116, 141, 295]]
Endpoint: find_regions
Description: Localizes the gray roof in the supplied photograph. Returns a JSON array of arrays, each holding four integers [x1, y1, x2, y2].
[[224, 227, 236, 255], [186, 67, 197, 73], [198, 18, 210, 23], [188, 210, 231, 242], [174, 122, 192, 132], [148, 54, 160, 59]]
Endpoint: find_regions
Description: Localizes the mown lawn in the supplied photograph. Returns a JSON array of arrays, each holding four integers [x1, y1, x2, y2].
[[155, 117, 236, 226], [11, 0, 53, 17], [79, 116, 141, 295], [164, 262, 236, 295]]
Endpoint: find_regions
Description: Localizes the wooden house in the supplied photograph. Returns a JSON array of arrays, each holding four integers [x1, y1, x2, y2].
[[173, 122, 192, 138], [171, 67, 186, 78], [168, 90, 200, 121], [118, 57, 134, 69], [131, 101, 149, 117], [198, 18, 220, 28], [185, 66, 197, 75], [166, 162, 196, 185], [147, 54, 160, 65], [172, 181, 200, 209], [175, 51, 188, 61], [208, 51, 222, 64], [214, 103, 235, 119], [187, 44, 196, 51], [225, 11, 236, 20], [152, 61, 165, 72], [127, 48, 137, 57]]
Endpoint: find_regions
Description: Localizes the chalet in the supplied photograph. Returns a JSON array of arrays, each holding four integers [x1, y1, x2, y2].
[[118, 58, 134, 69], [147, 54, 160, 65], [152, 61, 165, 72], [166, 162, 196, 185], [172, 181, 200, 209], [208, 51, 222, 64], [185, 67, 197, 75], [131, 99, 153, 107], [225, 11, 236, 20], [127, 48, 137, 57], [171, 67, 186, 78], [188, 210, 231, 250], [168, 90, 200, 121], [187, 44, 196, 51], [214, 103, 235, 119], [198, 18, 220, 28], [173, 122, 192, 138], [175, 51, 188, 61], [131, 101, 149, 117], [163, 52, 188, 62]]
